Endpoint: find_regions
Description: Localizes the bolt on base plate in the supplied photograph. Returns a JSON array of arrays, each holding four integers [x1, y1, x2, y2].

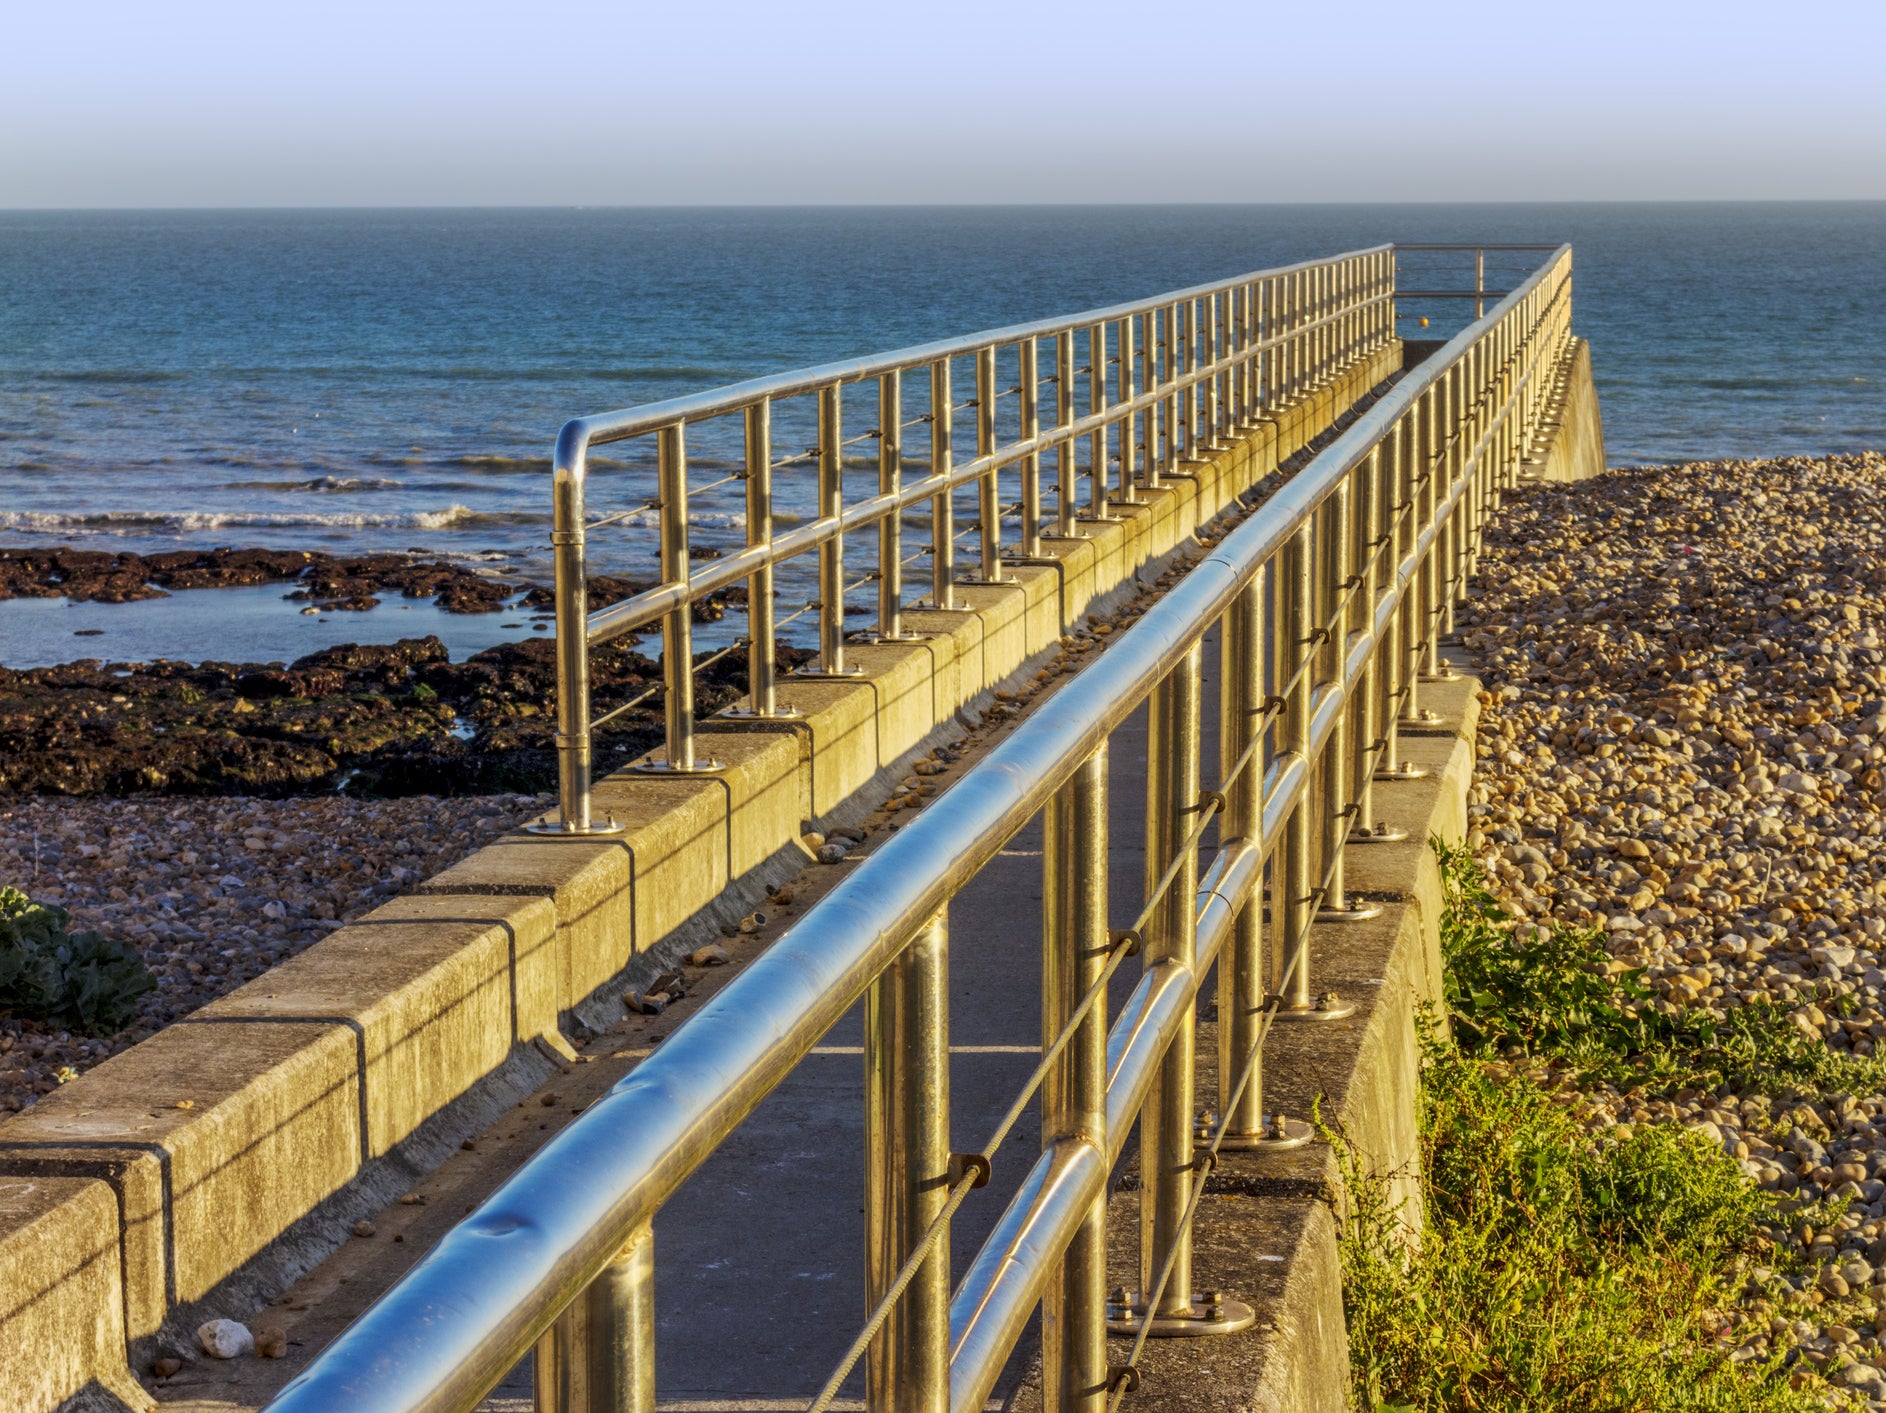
[[1106, 1289, 1256, 1338], [1375, 759, 1430, 780], [1349, 822, 1409, 844], [1316, 899, 1382, 924], [1398, 707, 1444, 726], [1199, 1112, 1314, 1152], [1271, 990, 1357, 1022]]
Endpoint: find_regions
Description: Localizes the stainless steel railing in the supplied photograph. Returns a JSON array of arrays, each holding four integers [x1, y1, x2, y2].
[[529, 246, 1399, 833], [264, 243, 1576, 1413]]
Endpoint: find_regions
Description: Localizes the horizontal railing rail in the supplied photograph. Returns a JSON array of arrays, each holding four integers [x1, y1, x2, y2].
[[265, 243, 1577, 1413], [532, 245, 1400, 834]]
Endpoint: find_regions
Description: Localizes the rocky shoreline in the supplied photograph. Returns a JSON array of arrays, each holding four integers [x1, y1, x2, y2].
[[1464, 450, 1886, 1400], [0, 628, 784, 798]]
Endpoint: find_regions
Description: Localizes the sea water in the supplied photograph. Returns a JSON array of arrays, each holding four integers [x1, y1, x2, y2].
[[2, 204, 1882, 666]]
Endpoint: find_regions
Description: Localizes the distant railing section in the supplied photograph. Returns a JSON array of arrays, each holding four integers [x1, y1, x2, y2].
[[533, 247, 1398, 833], [264, 245, 1578, 1413], [1393, 242, 1565, 323]]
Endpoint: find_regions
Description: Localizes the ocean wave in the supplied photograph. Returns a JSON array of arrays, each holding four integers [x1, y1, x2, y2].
[[614, 509, 748, 530], [29, 369, 187, 385], [0, 505, 537, 532], [219, 475, 404, 493]]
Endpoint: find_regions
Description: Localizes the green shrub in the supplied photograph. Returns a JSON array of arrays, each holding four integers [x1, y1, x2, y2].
[[1338, 1034, 1820, 1412], [0, 886, 155, 1036], [1435, 838, 1886, 1099], [1330, 842, 1837, 1411]]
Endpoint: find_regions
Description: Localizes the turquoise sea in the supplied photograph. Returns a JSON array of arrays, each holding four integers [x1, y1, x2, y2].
[[2, 204, 1882, 664]]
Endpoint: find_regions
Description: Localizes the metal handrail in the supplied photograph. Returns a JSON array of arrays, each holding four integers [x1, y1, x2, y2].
[[535, 245, 1401, 832], [264, 243, 1576, 1413]]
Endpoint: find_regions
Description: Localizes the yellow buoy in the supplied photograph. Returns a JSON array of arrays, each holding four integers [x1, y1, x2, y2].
[[1419, 317, 1429, 328]]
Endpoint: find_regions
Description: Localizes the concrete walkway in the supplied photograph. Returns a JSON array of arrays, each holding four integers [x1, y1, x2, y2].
[[474, 677, 1189, 1410]]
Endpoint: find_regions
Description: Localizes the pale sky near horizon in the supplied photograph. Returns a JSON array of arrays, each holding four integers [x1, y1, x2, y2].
[[3, 0, 1882, 207]]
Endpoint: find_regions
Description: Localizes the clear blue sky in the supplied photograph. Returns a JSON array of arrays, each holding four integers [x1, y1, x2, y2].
[[5, 0, 1882, 206]]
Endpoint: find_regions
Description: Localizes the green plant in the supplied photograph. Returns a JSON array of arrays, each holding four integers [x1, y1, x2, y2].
[[1334, 1035, 1820, 1412], [1434, 839, 1886, 1099], [0, 887, 155, 1036]]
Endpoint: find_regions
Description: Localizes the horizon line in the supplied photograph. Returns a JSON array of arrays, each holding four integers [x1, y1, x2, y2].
[[4, 197, 1885, 214]]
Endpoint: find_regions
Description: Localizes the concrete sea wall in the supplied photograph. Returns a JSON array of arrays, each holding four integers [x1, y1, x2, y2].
[[0, 345, 1405, 1410]]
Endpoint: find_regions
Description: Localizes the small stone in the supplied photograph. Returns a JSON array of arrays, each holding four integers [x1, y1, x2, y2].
[[817, 842, 850, 864], [460, 1138, 477, 1151], [153, 1357, 183, 1378], [687, 944, 731, 967], [197, 1318, 255, 1359], [1821, 1269, 1851, 1298], [256, 1327, 288, 1358], [801, 832, 825, 853], [398, 1192, 425, 1205], [353, 1219, 376, 1238]]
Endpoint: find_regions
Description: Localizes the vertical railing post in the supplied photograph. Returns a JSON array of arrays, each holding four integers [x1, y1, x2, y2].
[[1213, 573, 1309, 1150], [1347, 445, 1405, 842], [973, 345, 1008, 582], [538, 438, 600, 835], [873, 371, 921, 642], [1042, 748, 1109, 1411], [808, 385, 857, 676], [642, 423, 721, 772], [1378, 408, 1430, 777], [1116, 315, 1140, 504], [1053, 333, 1080, 537], [931, 358, 959, 610], [1275, 521, 1352, 1019], [1152, 305, 1173, 490], [1176, 300, 1195, 463], [733, 399, 799, 717], [1313, 471, 1379, 926], [1085, 323, 1112, 522], [1112, 642, 1253, 1336], [534, 1221, 655, 1413], [1474, 246, 1485, 319], [1019, 336, 1042, 557], [1205, 292, 1223, 447], [865, 911, 950, 1413]]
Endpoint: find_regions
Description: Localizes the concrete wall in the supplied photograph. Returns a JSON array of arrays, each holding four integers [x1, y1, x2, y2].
[[0, 343, 1405, 1411], [1537, 338, 1607, 482]]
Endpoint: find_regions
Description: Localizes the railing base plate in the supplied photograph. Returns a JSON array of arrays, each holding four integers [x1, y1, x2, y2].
[[1198, 1114, 1314, 1152], [523, 816, 631, 837], [718, 704, 804, 721], [1349, 822, 1409, 844], [1317, 900, 1383, 924], [792, 665, 867, 681], [1375, 760, 1430, 780], [1106, 1293, 1255, 1339], [631, 757, 726, 776], [1271, 994, 1358, 1022], [859, 632, 932, 645]]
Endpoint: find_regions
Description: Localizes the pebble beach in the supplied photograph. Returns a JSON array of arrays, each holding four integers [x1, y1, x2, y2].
[[0, 793, 542, 1109], [1465, 450, 1886, 1399]]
